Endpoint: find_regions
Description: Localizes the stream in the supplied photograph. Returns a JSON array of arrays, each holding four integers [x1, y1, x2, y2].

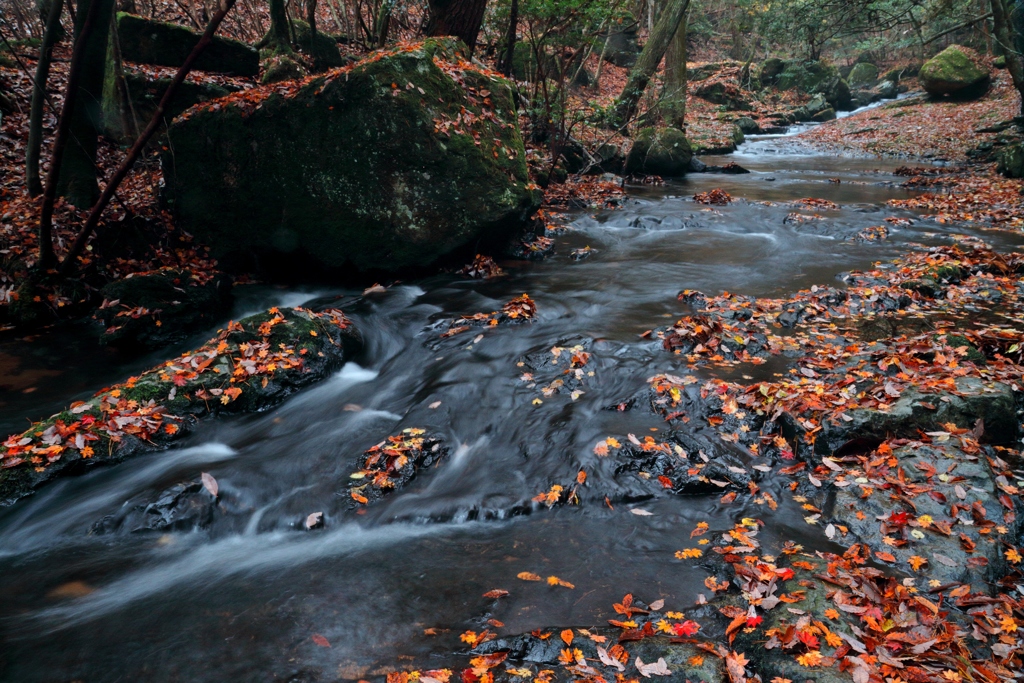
[[2, 122, 1024, 682]]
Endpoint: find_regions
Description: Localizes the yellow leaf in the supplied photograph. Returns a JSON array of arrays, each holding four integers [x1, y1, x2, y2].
[[796, 650, 823, 667], [517, 572, 542, 582]]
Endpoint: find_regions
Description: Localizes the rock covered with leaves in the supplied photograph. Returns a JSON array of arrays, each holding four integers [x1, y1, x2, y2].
[[0, 306, 359, 505], [162, 38, 540, 276]]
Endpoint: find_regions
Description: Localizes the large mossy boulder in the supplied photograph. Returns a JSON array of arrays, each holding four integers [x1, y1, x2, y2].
[[291, 19, 348, 71], [600, 25, 641, 68], [759, 57, 786, 85], [919, 45, 990, 98], [624, 127, 693, 177], [847, 61, 878, 87], [691, 80, 751, 110], [162, 38, 540, 276], [116, 12, 258, 77], [775, 59, 851, 110]]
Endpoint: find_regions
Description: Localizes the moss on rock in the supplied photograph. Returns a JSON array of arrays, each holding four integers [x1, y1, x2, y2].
[[624, 127, 693, 177], [116, 12, 259, 77], [162, 38, 540, 276], [847, 62, 878, 87], [919, 45, 990, 98], [0, 307, 360, 506]]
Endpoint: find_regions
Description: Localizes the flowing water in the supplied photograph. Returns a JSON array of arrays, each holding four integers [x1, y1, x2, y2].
[[2, 125, 1024, 682]]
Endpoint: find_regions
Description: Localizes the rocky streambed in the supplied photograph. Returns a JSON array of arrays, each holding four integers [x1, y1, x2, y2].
[[1, 140, 1024, 683]]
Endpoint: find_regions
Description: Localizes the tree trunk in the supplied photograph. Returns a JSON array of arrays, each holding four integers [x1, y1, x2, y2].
[[60, 0, 241, 274], [305, 0, 317, 34], [498, 0, 517, 76], [26, 0, 64, 197], [375, 0, 394, 47], [609, 0, 689, 130], [38, 0, 105, 268], [992, 0, 1024, 116], [661, 2, 686, 129], [424, 0, 488, 53], [55, 0, 115, 208], [265, 0, 292, 51]]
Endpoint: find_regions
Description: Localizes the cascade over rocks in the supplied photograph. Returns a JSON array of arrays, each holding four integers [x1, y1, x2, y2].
[[161, 38, 540, 277], [919, 45, 990, 99]]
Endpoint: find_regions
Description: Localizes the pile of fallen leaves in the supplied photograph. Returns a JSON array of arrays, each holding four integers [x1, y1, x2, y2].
[[349, 428, 446, 505], [694, 189, 733, 206], [459, 254, 505, 279], [439, 294, 538, 339], [889, 170, 1024, 230], [802, 70, 1020, 162]]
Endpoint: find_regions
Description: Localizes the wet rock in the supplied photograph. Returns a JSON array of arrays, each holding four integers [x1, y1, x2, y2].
[[347, 430, 448, 507], [611, 432, 750, 497], [920, 45, 990, 99], [821, 442, 1020, 588], [874, 79, 898, 100], [115, 12, 258, 76], [734, 116, 759, 134], [162, 38, 540, 277], [476, 627, 723, 683], [816, 377, 1018, 458], [811, 107, 836, 123], [516, 337, 595, 400], [624, 128, 693, 177], [91, 478, 217, 534], [0, 307, 360, 506], [429, 294, 538, 345], [96, 269, 233, 350]]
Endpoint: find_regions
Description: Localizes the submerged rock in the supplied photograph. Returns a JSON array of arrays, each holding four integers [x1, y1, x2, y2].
[[162, 38, 540, 277], [0, 307, 360, 506], [91, 477, 218, 534], [115, 12, 258, 76], [920, 45, 990, 98]]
